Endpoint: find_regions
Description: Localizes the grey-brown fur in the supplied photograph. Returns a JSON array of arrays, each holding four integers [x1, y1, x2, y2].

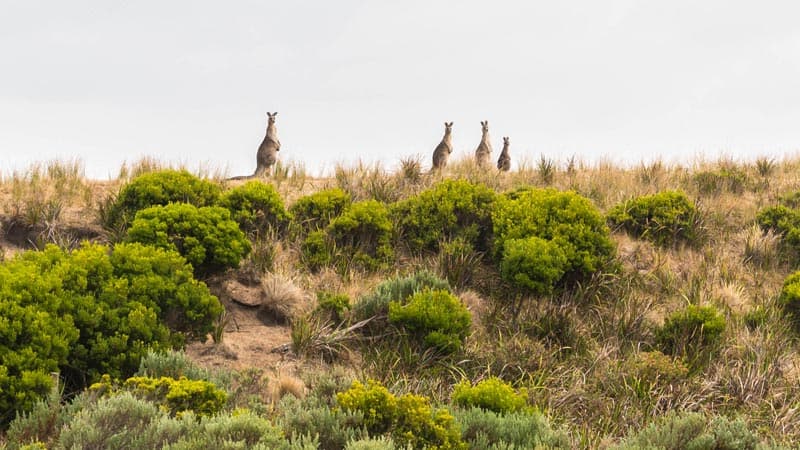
[[497, 136, 511, 172], [432, 122, 453, 170], [254, 112, 281, 177], [474, 120, 492, 167]]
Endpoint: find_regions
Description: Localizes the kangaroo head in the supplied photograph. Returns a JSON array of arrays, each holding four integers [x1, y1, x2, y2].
[[481, 121, 489, 133], [444, 122, 453, 131], [503, 136, 509, 145], [267, 112, 278, 124]]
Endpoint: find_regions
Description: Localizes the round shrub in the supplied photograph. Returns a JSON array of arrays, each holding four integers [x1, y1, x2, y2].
[[125, 203, 251, 275], [451, 377, 528, 414], [388, 289, 472, 354], [219, 180, 290, 234], [290, 188, 352, 234], [104, 170, 221, 231], [336, 380, 464, 449], [757, 204, 800, 254], [328, 200, 394, 271], [499, 236, 568, 296], [655, 304, 726, 362], [392, 179, 496, 253], [493, 188, 615, 288], [0, 243, 221, 424], [121, 376, 227, 417], [777, 270, 800, 328], [337, 380, 398, 434], [352, 270, 451, 326], [608, 190, 701, 247]]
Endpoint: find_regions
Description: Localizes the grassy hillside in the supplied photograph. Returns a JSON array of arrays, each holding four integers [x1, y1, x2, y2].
[[2, 154, 800, 448]]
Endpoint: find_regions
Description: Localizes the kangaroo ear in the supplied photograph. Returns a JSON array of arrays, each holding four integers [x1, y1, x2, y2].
[[273, 112, 278, 116]]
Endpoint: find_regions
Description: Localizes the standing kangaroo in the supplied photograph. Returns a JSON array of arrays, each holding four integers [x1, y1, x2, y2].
[[474, 120, 492, 167], [254, 112, 281, 177], [497, 136, 511, 172], [432, 122, 454, 170]]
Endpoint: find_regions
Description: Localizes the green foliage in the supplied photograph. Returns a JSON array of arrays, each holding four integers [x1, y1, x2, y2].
[[392, 179, 497, 253], [220, 180, 291, 234], [125, 203, 251, 275], [316, 291, 351, 324], [388, 289, 472, 354], [611, 411, 766, 450], [337, 380, 398, 434], [344, 436, 397, 449], [436, 237, 483, 289], [656, 304, 726, 363], [103, 169, 221, 231], [352, 270, 451, 324], [328, 200, 394, 271], [493, 188, 615, 289], [290, 188, 352, 234], [0, 243, 221, 423], [54, 392, 287, 450], [120, 376, 228, 416], [278, 393, 369, 450], [454, 407, 570, 449], [757, 204, 800, 255], [336, 380, 465, 449], [608, 190, 701, 247], [777, 271, 800, 329], [300, 230, 332, 272], [451, 377, 528, 414], [499, 236, 568, 296]]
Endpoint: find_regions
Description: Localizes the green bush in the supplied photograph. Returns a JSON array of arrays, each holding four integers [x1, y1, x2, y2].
[[492, 188, 615, 290], [656, 304, 726, 363], [611, 411, 767, 450], [451, 377, 528, 414], [290, 188, 352, 234], [125, 203, 251, 275], [327, 200, 394, 271], [336, 380, 398, 434], [392, 179, 496, 253], [220, 180, 290, 234], [454, 407, 570, 449], [54, 392, 288, 450], [316, 291, 351, 324], [0, 243, 221, 423], [352, 270, 451, 324], [336, 380, 465, 450], [757, 205, 800, 254], [278, 394, 368, 450], [388, 289, 472, 354], [120, 376, 227, 416], [300, 230, 332, 272], [777, 271, 800, 329], [608, 190, 701, 247], [499, 236, 568, 296], [103, 170, 221, 231]]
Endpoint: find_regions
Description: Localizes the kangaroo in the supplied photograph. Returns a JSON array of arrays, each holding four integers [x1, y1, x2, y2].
[[432, 122, 454, 170], [474, 121, 492, 167], [497, 136, 511, 172], [229, 112, 281, 180], [254, 112, 280, 176]]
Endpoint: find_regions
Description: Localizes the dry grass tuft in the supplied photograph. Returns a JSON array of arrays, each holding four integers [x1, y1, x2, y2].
[[259, 273, 313, 324], [269, 373, 306, 403]]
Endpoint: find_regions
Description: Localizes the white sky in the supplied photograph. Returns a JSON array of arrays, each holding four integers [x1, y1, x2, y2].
[[2, 1, 800, 179]]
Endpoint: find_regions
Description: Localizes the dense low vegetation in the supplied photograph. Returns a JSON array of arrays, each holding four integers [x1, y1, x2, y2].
[[1, 155, 800, 448]]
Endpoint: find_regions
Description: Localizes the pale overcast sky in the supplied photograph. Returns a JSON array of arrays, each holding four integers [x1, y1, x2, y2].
[[2, 1, 800, 179]]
